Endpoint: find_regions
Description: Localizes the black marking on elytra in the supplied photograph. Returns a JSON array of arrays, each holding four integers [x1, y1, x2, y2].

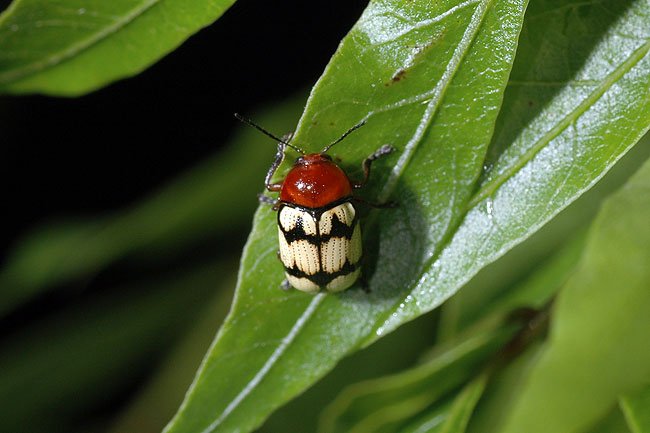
[[278, 201, 358, 245], [278, 197, 362, 288], [326, 211, 356, 239], [285, 260, 358, 287], [280, 196, 355, 219], [279, 213, 356, 245], [279, 213, 313, 244]]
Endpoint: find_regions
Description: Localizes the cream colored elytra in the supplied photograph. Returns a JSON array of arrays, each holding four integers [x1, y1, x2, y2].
[[278, 202, 361, 293]]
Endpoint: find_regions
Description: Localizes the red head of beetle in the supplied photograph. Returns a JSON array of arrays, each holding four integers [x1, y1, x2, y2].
[[279, 153, 352, 209]]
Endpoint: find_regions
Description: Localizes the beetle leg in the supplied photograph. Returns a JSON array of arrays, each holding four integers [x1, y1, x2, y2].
[[265, 133, 293, 192], [258, 194, 279, 208], [353, 144, 396, 189], [280, 279, 292, 291], [265, 141, 284, 192]]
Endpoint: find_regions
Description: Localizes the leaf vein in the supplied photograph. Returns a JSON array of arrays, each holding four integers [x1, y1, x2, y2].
[[198, 293, 325, 433], [370, 0, 480, 45], [376, 0, 493, 202], [364, 0, 496, 343], [0, 0, 161, 84], [372, 21, 650, 342], [468, 38, 650, 208]]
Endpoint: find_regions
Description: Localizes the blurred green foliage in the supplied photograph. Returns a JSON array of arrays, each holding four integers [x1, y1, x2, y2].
[[621, 386, 650, 433]]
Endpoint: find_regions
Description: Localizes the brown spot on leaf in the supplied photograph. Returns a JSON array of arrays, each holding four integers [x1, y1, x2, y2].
[[385, 69, 407, 86], [392, 69, 407, 82]]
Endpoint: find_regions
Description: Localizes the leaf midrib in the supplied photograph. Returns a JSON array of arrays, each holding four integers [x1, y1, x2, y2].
[[0, 0, 161, 84], [379, 0, 493, 202], [190, 294, 325, 433], [365, 0, 495, 341], [371, 29, 650, 342], [192, 1, 494, 429], [467, 39, 650, 209]]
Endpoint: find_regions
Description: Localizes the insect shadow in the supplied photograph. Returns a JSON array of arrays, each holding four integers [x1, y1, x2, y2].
[[341, 164, 427, 303]]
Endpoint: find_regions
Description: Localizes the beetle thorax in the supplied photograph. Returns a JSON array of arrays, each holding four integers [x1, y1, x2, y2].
[[279, 153, 353, 208]]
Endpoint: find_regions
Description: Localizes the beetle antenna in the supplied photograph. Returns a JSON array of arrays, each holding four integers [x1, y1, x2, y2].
[[321, 119, 367, 153], [234, 113, 305, 154]]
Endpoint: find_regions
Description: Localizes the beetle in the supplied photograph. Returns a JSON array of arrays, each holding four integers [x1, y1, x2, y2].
[[235, 113, 395, 293]]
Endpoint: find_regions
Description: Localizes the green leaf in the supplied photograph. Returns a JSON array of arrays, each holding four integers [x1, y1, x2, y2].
[[0, 97, 303, 317], [165, 0, 650, 432], [437, 375, 487, 433], [438, 135, 650, 340], [399, 374, 487, 433], [0, 0, 235, 95], [319, 326, 513, 433], [399, 402, 452, 433], [478, 369, 639, 433], [621, 386, 650, 433], [500, 157, 650, 432], [165, 0, 528, 430], [462, 227, 586, 325], [466, 341, 545, 433], [260, 312, 439, 433], [587, 407, 633, 433]]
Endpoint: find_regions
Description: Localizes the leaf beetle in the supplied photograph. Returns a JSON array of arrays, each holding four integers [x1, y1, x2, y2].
[[235, 113, 395, 293]]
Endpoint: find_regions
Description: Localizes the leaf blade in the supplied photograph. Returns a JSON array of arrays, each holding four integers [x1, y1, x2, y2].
[[320, 326, 514, 433], [165, 0, 530, 431], [166, 0, 650, 432], [0, 0, 236, 95], [376, 0, 650, 338]]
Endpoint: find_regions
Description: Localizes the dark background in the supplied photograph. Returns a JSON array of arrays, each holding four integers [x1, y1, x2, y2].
[[0, 2, 369, 429], [1, 0, 367, 258]]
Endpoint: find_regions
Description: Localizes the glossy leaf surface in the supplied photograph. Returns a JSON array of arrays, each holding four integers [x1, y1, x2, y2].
[[437, 135, 650, 340], [165, 0, 650, 432], [0, 0, 235, 95]]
